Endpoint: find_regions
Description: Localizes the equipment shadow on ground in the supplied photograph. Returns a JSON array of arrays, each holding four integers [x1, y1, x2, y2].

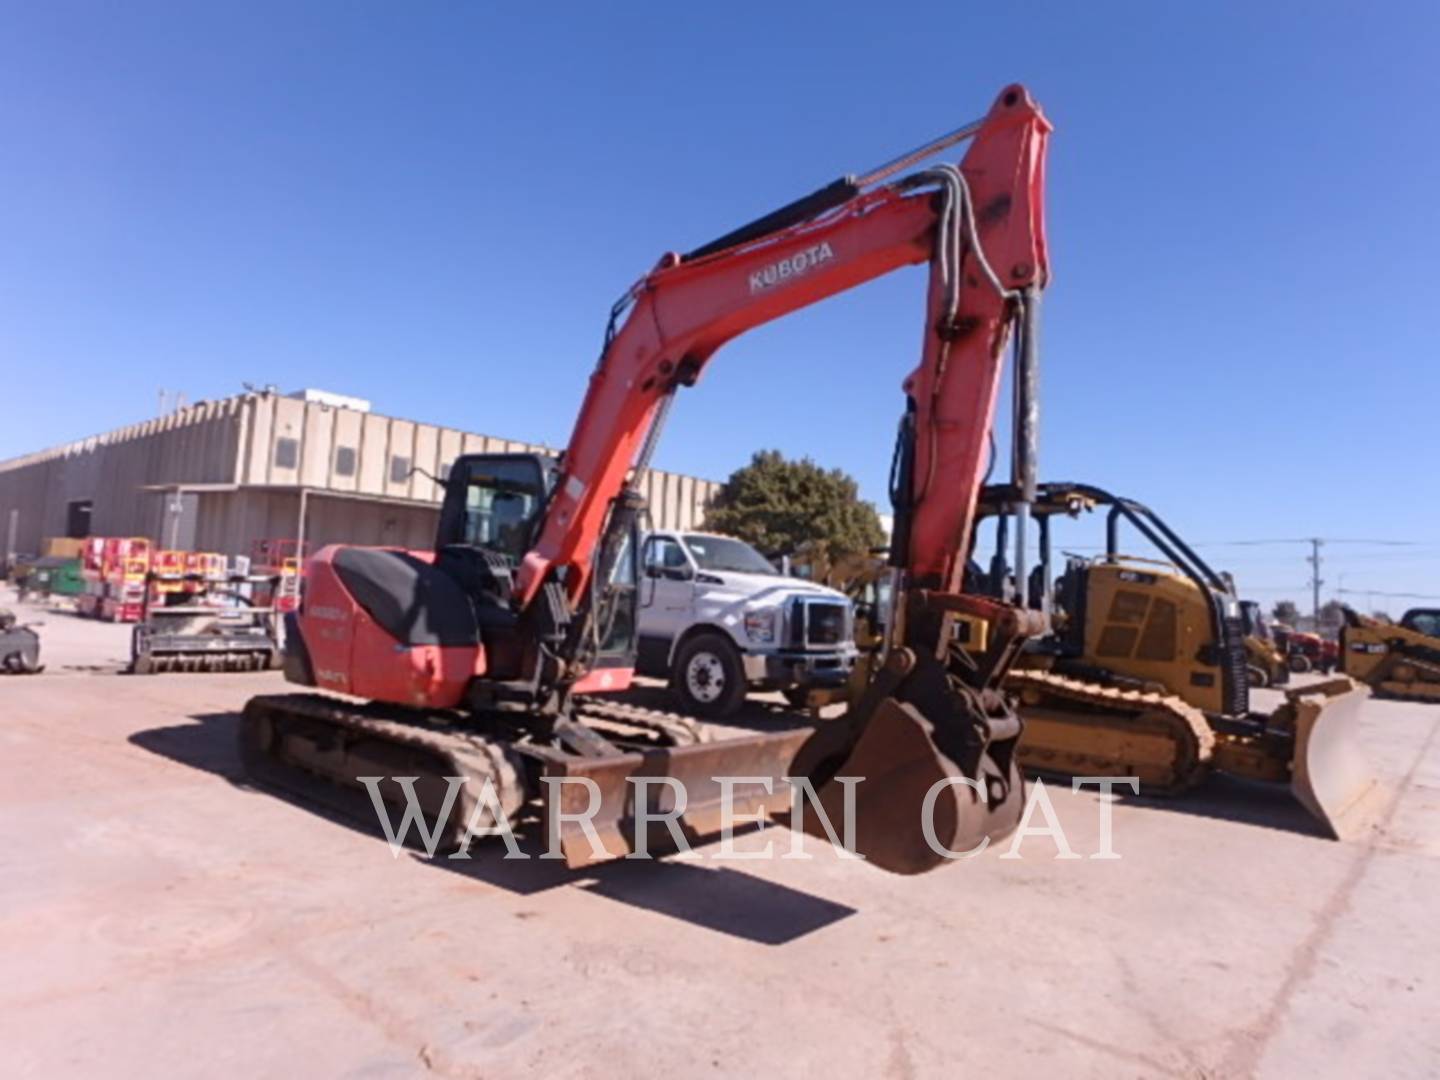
[[129, 711, 857, 946], [1115, 773, 1331, 838]]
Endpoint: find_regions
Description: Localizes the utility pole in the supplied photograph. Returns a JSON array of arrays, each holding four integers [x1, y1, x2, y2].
[[1306, 537, 1324, 628]]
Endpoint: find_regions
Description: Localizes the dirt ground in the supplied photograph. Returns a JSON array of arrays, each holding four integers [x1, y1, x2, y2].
[[2, 586, 1438, 1078]]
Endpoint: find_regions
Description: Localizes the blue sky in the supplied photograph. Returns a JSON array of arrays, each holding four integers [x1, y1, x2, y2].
[[2, 2, 1437, 610]]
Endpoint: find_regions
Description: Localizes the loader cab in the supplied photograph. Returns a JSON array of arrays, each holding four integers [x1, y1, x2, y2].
[[1240, 600, 1271, 642], [1402, 609, 1440, 638]]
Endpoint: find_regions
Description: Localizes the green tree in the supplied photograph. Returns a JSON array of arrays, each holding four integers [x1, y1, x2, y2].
[[704, 450, 886, 562], [1272, 600, 1300, 625], [1318, 600, 1346, 629]]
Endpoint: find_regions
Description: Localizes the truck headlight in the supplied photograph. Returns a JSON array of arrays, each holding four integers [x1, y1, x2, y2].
[[744, 610, 776, 643]]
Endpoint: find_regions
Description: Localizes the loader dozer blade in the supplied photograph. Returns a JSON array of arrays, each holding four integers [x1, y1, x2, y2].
[[1286, 679, 1381, 841], [794, 697, 1025, 875]]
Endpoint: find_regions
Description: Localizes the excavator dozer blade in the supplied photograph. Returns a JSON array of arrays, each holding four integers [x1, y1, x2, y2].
[[544, 728, 814, 868], [1287, 679, 1382, 841], [796, 697, 1025, 875]]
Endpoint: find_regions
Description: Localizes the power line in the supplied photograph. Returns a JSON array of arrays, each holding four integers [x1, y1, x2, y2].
[[1182, 536, 1434, 623], [1190, 538, 1426, 547], [1338, 587, 1440, 601]]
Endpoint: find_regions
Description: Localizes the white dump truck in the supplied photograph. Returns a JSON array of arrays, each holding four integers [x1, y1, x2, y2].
[[636, 530, 856, 716]]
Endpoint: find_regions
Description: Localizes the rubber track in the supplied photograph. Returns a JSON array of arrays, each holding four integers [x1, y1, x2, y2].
[[1004, 669, 1216, 794], [573, 697, 709, 747], [239, 691, 709, 835], [240, 692, 528, 846], [1374, 666, 1440, 703], [242, 692, 523, 781]]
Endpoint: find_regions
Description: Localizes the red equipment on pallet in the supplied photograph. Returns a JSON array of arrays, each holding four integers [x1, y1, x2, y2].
[[77, 537, 152, 622], [249, 539, 309, 613]]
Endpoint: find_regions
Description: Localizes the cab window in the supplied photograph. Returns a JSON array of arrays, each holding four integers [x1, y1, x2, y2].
[[643, 536, 691, 575], [1407, 611, 1440, 638], [461, 462, 545, 559]]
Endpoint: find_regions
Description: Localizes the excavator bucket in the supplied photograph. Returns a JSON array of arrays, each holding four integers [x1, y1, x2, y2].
[[779, 677, 1027, 875], [1286, 678, 1382, 841], [798, 696, 1025, 874]]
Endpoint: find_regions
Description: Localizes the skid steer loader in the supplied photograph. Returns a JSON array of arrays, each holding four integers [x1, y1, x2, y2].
[[1340, 607, 1440, 703], [972, 482, 1377, 839]]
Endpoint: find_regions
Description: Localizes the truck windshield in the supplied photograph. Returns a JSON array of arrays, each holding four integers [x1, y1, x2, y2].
[[682, 534, 776, 575]]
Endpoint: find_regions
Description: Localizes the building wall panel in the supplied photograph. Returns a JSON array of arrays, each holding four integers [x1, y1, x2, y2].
[[357, 413, 389, 495], [331, 408, 363, 493], [385, 420, 416, 499], [0, 392, 721, 559], [412, 424, 440, 503], [300, 403, 336, 488]]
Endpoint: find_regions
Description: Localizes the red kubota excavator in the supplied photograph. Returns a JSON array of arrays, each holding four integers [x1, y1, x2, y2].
[[241, 85, 1052, 874]]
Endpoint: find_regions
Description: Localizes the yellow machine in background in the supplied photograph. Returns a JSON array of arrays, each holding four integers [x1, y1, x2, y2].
[[1240, 600, 1290, 688], [970, 482, 1375, 839], [1341, 607, 1440, 703]]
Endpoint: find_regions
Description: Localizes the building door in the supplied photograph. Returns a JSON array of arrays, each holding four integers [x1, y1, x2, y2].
[[66, 500, 92, 538], [161, 492, 199, 550]]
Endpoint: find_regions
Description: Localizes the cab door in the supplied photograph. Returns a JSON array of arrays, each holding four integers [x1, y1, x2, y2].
[[637, 535, 696, 675]]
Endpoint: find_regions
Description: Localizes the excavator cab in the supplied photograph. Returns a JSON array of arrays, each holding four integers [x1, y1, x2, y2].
[[434, 452, 642, 674]]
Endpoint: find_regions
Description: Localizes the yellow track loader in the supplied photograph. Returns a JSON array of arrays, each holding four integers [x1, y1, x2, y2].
[[1240, 600, 1290, 689], [1340, 607, 1440, 703], [968, 482, 1377, 840]]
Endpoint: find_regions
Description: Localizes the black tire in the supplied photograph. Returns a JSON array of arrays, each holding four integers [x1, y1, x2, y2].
[[1289, 653, 1312, 674], [1247, 664, 1269, 689], [129, 626, 152, 675], [671, 633, 747, 718]]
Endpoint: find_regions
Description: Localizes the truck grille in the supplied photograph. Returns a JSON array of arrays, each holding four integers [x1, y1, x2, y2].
[[790, 598, 849, 649]]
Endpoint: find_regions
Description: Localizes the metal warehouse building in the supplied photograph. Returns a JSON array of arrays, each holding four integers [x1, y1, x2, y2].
[[0, 389, 719, 560]]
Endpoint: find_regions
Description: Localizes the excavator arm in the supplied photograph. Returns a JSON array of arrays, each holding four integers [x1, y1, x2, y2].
[[519, 84, 1050, 610], [508, 85, 1054, 873]]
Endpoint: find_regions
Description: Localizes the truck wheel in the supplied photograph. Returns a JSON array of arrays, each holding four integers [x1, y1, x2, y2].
[[1247, 664, 1269, 689], [672, 633, 747, 718], [1289, 654, 1312, 674]]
